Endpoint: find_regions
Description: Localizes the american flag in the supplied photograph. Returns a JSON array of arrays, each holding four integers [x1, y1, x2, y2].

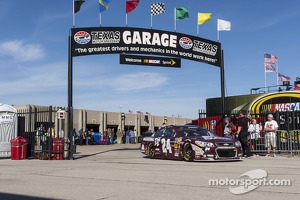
[[128, 110, 133, 114], [264, 53, 278, 64], [265, 63, 277, 73], [136, 111, 143, 114], [151, 3, 165, 16], [145, 112, 151, 115], [278, 73, 291, 82]]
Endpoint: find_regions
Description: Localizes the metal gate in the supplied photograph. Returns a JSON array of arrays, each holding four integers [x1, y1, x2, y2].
[[16, 106, 69, 159]]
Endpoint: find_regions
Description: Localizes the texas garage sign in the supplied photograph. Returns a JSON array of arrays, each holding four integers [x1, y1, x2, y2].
[[71, 27, 222, 67]]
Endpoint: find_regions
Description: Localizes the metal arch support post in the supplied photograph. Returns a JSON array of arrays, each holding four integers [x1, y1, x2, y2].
[[220, 49, 225, 116], [68, 34, 74, 160]]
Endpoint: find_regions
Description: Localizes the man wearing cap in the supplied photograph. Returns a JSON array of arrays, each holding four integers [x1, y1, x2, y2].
[[264, 114, 278, 157]]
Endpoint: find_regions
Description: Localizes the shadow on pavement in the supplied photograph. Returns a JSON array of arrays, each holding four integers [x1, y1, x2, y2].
[[74, 147, 140, 160], [0, 193, 60, 200]]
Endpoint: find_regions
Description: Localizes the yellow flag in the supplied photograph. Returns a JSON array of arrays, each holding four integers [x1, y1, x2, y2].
[[198, 13, 211, 25]]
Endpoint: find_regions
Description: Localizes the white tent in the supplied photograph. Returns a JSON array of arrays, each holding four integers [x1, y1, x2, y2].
[[0, 103, 18, 157]]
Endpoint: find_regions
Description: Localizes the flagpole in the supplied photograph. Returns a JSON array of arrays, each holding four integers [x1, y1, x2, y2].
[[264, 52, 267, 92], [126, 13, 128, 27], [264, 66, 267, 92], [174, 8, 176, 32], [72, 0, 75, 27], [197, 24, 199, 36], [276, 61, 279, 86], [99, 13, 102, 27], [217, 19, 218, 41], [150, 14, 153, 29]]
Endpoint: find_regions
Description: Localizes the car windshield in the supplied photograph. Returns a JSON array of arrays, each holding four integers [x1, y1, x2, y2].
[[178, 126, 215, 137]]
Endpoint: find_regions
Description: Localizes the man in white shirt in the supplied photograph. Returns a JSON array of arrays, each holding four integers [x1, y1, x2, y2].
[[264, 114, 279, 157]]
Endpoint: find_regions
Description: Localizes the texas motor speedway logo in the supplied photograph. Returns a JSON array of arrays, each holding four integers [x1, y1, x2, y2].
[[74, 31, 91, 44]]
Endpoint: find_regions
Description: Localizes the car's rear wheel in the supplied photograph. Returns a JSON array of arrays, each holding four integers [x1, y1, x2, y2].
[[147, 143, 155, 159], [183, 142, 194, 162]]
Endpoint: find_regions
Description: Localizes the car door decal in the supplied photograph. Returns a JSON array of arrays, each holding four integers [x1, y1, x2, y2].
[[161, 138, 172, 153]]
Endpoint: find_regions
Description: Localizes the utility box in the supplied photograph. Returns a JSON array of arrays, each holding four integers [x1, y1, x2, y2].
[[0, 103, 18, 158], [52, 137, 64, 160]]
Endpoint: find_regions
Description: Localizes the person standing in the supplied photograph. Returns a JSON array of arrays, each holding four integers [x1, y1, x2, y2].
[[47, 125, 55, 138], [264, 114, 278, 157], [35, 124, 45, 147], [223, 117, 235, 138], [125, 129, 130, 144], [236, 111, 252, 158], [122, 130, 126, 144], [107, 128, 111, 144], [78, 128, 83, 145], [116, 129, 122, 144], [129, 129, 135, 144], [73, 128, 78, 145], [85, 129, 91, 145], [90, 129, 95, 145], [134, 129, 138, 143], [248, 119, 261, 156], [110, 128, 115, 144]]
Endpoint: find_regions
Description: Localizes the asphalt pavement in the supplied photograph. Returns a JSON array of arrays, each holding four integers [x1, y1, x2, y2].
[[0, 144, 299, 200]]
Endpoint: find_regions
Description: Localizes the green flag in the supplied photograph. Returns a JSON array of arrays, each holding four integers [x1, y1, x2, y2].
[[176, 7, 189, 20]]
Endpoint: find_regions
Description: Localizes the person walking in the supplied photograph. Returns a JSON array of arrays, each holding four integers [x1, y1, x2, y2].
[[264, 114, 278, 157], [236, 111, 252, 158]]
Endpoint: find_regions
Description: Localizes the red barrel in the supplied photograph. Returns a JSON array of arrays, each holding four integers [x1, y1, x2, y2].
[[10, 136, 28, 160], [52, 137, 64, 160]]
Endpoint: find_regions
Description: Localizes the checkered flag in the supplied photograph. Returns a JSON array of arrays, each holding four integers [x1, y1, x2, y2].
[[151, 3, 165, 16]]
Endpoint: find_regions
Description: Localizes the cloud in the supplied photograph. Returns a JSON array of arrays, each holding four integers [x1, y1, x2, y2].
[[107, 72, 168, 92], [244, 10, 300, 31], [0, 61, 67, 96], [0, 40, 45, 62]]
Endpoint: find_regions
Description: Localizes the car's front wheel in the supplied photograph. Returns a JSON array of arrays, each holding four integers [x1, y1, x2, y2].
[[183, 142, 194, 162], [147, 143, 155, 159]]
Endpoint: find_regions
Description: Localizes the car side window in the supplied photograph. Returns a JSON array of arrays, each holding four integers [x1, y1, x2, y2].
[[154, 129, 163, 137], [163, 128, 173, 137]]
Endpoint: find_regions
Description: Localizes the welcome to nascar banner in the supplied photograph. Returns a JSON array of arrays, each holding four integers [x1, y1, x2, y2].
[[71, 27, 222, 67]]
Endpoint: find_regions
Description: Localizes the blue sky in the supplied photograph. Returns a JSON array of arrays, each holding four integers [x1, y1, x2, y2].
[[0, 0, 299, 118]]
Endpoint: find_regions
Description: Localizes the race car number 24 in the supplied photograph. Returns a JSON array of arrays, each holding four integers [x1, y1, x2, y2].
[[155, 138, 172, 153]]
